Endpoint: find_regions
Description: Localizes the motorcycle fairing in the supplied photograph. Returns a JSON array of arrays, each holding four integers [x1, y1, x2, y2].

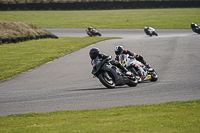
[[91, 29, 98, 34], [148, 27, 155, 34], [119, 54, 141, 68]]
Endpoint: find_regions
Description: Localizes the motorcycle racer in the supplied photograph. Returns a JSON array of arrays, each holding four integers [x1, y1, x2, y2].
[[113, 46, 152, 80], [89, 48, 132, 76], [191, 23, 200, 34], [87, 26, 101, 36], [144, 27, 158, 36]]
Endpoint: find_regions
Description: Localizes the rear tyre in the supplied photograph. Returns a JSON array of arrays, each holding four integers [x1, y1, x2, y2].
[[126, 76, 138, 87], [129, 67, 142, 83], [98, 73, 115, 88]]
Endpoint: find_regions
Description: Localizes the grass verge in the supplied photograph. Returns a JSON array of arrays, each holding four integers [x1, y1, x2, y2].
[[0, 37, 120, 81], [0, 8, 200, 29], [0, 100, 199, 133], [0, 9, 199, 132]]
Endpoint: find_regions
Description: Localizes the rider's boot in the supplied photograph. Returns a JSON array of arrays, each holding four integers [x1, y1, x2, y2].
[[146, 64, 154, 71], [142, 61, 153, 71], [125, 71, 132, 76]]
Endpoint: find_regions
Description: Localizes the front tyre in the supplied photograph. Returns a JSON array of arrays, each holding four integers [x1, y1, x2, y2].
[[154, 31, 158, 36], [150, 70, 158, 82], [97, 33, 102, 36], [98, 73, 115, 88]]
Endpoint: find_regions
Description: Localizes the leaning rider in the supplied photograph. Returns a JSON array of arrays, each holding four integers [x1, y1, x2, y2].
[[114, 45, 151, 69], [113, 46, 152, 80], [89, 48, 132, 76], [191, 23, 199, 32]]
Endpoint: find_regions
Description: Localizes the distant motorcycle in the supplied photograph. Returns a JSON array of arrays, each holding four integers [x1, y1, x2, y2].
[[119, 54, 158, 83], [191, 23, 200, 34], [91, 56, 138, 88], [144, 27, 158, 37], [86, 28, 102, 37]]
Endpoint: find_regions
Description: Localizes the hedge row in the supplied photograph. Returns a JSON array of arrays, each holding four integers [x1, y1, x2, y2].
[[0, 21, 58, 45], [0, 1, 200, 10], [0, 35, 58, 45], [0, 0, 199, 4]]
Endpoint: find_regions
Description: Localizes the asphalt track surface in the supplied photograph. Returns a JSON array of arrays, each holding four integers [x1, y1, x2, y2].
[[1, 29, 200, 116]]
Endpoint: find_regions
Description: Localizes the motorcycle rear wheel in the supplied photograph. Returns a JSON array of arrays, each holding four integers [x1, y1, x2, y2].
[[126, 77, 138, 87], [98, 73, 115, 88]]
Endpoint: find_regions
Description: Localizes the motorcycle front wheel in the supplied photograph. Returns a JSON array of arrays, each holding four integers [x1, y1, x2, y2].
[[149, 70, 158, 82], [98, 73, 115, 88], [97, 33, 102, 36], [153, 31, 158, 36]]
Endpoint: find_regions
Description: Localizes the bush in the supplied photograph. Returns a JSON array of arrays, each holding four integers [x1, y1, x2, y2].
[[0, 21, 58, 44]]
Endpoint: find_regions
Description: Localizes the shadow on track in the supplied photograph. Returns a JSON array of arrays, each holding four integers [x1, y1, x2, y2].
[[69, 86, 131, 91]]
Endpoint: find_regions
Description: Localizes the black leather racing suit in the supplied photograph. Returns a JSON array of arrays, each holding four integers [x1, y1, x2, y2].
[[91, 53, 129, 73]]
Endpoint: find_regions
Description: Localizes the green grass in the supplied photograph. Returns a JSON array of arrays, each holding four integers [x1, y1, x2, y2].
[[1, 8, 200, 132], [0, 100, 200, 133], [0, 8, 200, 29], [0, 37, 120, 81]]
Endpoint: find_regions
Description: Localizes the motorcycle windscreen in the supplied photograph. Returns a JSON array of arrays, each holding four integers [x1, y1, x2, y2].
[[119, 54, 127, 67]]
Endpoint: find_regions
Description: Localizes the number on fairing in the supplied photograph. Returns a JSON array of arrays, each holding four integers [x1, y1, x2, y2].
[[121, 60, 126, 66]]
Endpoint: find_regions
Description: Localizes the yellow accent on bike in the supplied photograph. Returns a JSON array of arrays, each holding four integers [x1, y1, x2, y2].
[[146, 75, 151, 80]]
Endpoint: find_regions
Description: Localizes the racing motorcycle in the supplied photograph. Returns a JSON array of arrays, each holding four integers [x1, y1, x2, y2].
[[144, 27, 158, 37], [119, 54, 158, 83], [86, 28, 102, 37], [91, 57, 138, 88], [191, 23, 200, 34]]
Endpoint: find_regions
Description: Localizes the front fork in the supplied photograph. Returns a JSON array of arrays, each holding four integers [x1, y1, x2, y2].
[[129, 67, 138, 76], [103, 71, 112, 80]]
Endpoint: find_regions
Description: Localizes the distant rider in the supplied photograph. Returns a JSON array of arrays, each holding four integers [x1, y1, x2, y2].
[[144, 27, 158, 36], [191, 23, 200, 33], [89, 48, 132, 76], [87, 26, 95, 36]]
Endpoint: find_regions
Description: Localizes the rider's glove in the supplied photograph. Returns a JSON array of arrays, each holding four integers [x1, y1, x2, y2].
[[108, 56, 112, 60], [110, 60, 116, 65], [105, 56, 112, 62]]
